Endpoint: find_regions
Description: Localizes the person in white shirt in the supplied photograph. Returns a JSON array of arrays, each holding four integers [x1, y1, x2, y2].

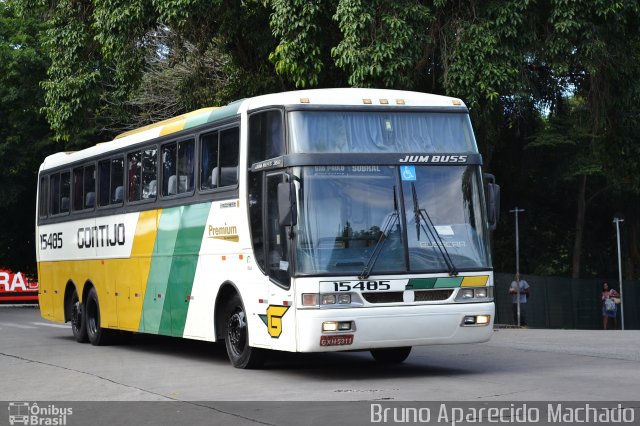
[[509, 274, 530, 326]]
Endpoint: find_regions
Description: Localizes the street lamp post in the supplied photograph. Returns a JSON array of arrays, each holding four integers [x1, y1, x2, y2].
[[613, 217, 625, 331], [510, 207, 525, 327]]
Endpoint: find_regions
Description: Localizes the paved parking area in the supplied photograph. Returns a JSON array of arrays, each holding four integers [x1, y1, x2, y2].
[[1, 306, 638, 403]]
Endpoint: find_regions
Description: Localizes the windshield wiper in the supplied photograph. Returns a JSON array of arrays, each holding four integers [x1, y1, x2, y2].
[[411, 182, 458, 276], [359, 188, 399, 279]]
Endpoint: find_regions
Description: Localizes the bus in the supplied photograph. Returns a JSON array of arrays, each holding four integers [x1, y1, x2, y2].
[[35, 88, 500, 368]]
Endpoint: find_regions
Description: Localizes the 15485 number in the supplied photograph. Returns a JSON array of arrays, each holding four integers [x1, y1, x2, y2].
[[40, 232, 63, 250], [333, 280, 391, 292]]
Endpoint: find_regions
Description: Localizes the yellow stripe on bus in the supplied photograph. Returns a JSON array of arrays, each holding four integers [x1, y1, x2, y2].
[[115, 108, 217, 140], [461, 275, 489, 287], [37, 211, 161, 330], [131, 210, 160, 257], [117, 209, 160, 330], [159, 119, 186, 136]]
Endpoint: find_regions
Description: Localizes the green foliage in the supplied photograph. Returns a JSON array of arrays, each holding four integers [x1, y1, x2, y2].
[[529, 97, 601, 181], [92, 0, 154, 105], [269, 0, 325, 88], [439, 0, 532, 107], [332, 0, 430, 88], [13, 0, 281, 142], [3, 0, 640, 278], [0, 2, 53, 273]]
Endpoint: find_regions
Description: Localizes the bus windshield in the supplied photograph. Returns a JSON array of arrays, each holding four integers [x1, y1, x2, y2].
[[288, 111, 478, 153], [294, 165, 491, 275]]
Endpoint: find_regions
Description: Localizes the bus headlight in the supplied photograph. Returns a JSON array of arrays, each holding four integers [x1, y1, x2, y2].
[[337, 294, 351, 304], [475, 288, 488, 298], [301, 292, 363, 308], [454, 286, 493, 302], [476, 315, 490, 325], [321, 294, 336, 305], [460, 289, 474, 299], [461, 315, 491, 326], [322, 321, 354, 332]]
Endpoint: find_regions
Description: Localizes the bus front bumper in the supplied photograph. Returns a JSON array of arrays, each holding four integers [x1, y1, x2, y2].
[[295, 302, 495, 352]]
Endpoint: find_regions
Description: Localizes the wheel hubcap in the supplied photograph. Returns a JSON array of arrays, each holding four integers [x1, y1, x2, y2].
[[87, 301, 98, 335], [71, 301, 82, 330], [228, 310, 247, 355]]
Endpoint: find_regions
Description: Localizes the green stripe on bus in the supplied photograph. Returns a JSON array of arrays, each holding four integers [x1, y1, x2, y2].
[[184, 113, 212, 129], [407, 278, 437, 290], [158, 203, 210, 337], [433, 277, 464, 288], [184, 102, 242, 131], [140, 208, 181, 334]]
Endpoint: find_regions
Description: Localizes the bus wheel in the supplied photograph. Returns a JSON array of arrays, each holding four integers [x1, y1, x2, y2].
[[85, 287, 112, 346], [70, 289, 88, 343], [224, 294, 264, 369], [370, 347, 412, 364]]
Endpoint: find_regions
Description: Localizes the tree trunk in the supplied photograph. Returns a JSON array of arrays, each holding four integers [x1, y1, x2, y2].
[[571, 175, 587, 279]]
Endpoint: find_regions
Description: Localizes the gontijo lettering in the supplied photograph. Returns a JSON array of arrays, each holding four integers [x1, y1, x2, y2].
[[77, 223, 126, 248]]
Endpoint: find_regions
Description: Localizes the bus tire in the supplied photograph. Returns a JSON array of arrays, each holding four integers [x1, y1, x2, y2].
[[85, 287, 113, 346], [224, 294, 264, 369], [370, 347, 412, 364], [70, 289, 88, 343]]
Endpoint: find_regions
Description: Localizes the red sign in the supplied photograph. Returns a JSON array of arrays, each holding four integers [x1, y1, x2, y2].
[[0, 269, 39, 303]]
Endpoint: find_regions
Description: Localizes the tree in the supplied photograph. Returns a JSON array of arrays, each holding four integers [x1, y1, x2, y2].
[[539, 0, 640, 278], [6, 0, 640, 280], [0, 2, 53, 274], [14, 0, 282, 144]]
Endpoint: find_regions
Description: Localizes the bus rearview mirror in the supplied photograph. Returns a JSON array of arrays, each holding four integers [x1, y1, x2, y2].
[[277, 181, 297, 227], [483, 173, 500, 231]]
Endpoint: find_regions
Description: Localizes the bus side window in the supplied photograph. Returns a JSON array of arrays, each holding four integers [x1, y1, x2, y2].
[[200, 131, 218, 190], [178, 139, 194, 193], [142, 148, 157, 199], [127, 151, 142, 202], [49, 173, 60, 215], [71, 164, 96, 211], [247, 111, 283, 274], [98, 160, 110, 207], [248, 110, 284, 165], [219, 127, 239, 187], [162, 142, 177, 196], [72, 167, 84, 211], [266, 173, 291, 288], [60, 171, 70, 213], [38, 176, 48, 218], [84, 164, 96, 209], [163, 139, 194, 196], [110, 157, 124, 204]]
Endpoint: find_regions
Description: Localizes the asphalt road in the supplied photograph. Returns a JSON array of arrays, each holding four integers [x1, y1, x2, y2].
[[1, 305, 639, 425]]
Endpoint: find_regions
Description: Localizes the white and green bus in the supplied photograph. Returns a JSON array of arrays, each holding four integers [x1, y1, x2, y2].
[[36, 88, 500, 368]]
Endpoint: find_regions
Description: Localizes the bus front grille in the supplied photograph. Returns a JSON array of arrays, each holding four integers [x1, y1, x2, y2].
[[362, 289, 453, 304], [362, 292, 403, 303], [414, 289, 453, 301]]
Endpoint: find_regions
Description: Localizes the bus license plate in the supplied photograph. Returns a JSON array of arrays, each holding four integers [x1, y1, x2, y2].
[[320, 334, 354, 346]]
